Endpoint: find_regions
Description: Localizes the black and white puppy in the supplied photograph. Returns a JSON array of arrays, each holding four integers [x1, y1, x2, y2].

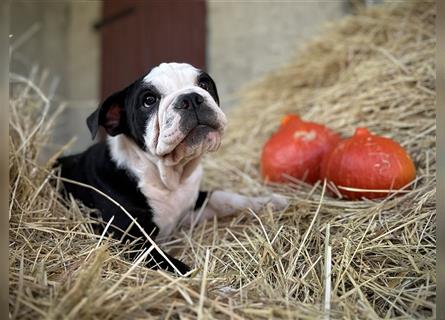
[[57, 62, 286, 275]]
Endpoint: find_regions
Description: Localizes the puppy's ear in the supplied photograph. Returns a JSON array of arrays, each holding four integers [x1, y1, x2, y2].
[[207, 75, 220, 106], [86, 90, 126, 140], [199, 71, 220, 106]]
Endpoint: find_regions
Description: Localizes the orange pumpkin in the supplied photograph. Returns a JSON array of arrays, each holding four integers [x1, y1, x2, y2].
[[261, 114, 341, 183], [320, 128, 416, 199]]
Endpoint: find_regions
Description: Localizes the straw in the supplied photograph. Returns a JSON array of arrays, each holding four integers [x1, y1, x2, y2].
[[9, 1, 435, 318]]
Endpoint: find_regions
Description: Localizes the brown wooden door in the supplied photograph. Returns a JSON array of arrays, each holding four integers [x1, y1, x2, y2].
[[100, 0, 206, 100]]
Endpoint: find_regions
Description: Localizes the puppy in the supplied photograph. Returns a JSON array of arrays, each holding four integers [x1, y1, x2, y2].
[[57, 62, 286, 275]]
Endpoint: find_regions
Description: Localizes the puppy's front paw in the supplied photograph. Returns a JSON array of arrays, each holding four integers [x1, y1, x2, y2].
[[146, 252, 191, 276], [267, 194, 288, 211], [165, 257, 191, 276], [249, 194, 288, 212]]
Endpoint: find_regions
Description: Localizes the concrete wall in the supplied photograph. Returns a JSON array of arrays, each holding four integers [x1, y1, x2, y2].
[[10, 1, 101, 153], [64, 2, 101, 152], [207, 1, 347, 109], [10, 2, 70, 95]]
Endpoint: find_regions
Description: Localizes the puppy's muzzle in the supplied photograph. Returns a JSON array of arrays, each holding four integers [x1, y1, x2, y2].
[[175, 92, 204, 110], [174, 92, 222, 133], [156, 91, 226, 159]]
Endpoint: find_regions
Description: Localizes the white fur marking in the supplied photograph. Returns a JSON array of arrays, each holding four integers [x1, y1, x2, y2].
[[183, 191, 288, 226], [108, 135, 203, 238]]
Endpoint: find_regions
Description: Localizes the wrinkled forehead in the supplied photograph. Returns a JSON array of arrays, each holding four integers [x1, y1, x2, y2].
[[143, 63, 200, 95]]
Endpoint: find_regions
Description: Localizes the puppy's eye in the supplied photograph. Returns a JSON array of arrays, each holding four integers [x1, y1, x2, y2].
[[143, 94, 158, 107], [198, 80, 209, 91]]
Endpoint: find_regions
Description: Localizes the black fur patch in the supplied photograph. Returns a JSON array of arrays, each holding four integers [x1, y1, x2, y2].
[[57, 142, 190, 274]]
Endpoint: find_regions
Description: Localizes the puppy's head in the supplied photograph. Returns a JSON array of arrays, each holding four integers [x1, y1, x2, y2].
[[87, 63, 227, 166]]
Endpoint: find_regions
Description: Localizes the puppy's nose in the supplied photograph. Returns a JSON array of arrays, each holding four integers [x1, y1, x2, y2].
[[176, 92, 204, 110]]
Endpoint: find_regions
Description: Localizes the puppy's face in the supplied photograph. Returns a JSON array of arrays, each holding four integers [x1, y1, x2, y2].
[[87, 63, 227, 166]]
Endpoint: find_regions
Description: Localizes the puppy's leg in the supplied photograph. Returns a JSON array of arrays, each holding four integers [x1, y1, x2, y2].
[[101, 207, 191, 275], [189, 190, 287, 223], [119, 231, 191, 275], [142, 244, 190, 275]]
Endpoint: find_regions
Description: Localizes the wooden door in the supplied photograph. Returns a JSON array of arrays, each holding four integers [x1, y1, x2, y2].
[[99, 0, 206, 99]]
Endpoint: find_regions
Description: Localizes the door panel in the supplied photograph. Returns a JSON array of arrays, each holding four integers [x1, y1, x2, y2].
[[100, 0, 206, 99]]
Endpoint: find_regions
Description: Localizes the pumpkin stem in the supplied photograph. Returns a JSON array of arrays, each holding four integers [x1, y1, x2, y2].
[[280, 114, 300, 127], [355, 127, 371, 137]]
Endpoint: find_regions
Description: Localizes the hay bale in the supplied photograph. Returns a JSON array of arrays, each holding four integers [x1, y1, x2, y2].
[[10, 1, 435, 319]]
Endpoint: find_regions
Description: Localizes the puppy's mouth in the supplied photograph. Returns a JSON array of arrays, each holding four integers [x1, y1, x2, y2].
[[158, 123, 222, 165], [182, 124, 220, 147]]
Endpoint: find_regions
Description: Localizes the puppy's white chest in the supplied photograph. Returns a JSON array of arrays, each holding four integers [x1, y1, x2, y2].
[[139, 167, 202, 238]]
